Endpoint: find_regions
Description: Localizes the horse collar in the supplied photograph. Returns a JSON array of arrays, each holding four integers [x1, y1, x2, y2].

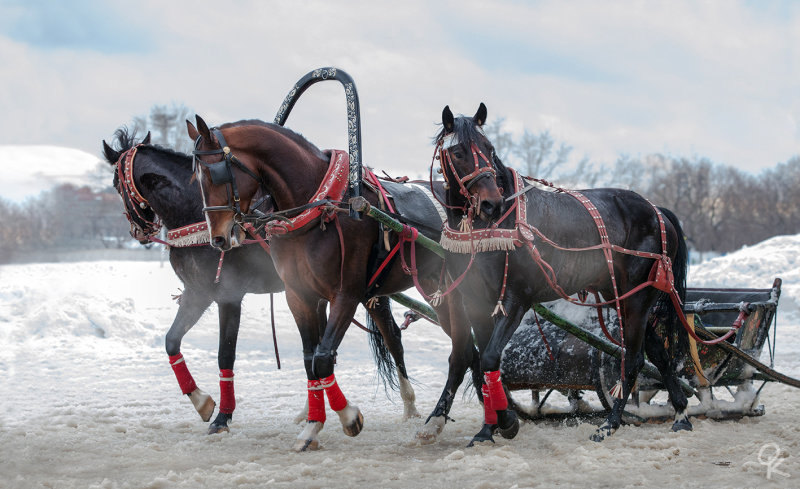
[[265, 150, 350, 236]]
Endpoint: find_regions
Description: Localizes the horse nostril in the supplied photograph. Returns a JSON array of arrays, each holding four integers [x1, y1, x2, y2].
[[211, 236, 227, 249], [481, 200, 502, 220]]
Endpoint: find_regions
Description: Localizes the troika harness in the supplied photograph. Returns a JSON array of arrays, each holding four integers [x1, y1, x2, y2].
[[433, 133, 748, 389]]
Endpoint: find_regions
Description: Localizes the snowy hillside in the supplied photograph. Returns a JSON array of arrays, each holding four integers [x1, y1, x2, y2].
[[0, 145, 103, 202], [1, 234, 799, 487]]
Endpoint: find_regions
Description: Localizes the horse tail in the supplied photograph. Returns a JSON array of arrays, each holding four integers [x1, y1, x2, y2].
[[653, 206, 689, 361], [365, 298, 400, 393]]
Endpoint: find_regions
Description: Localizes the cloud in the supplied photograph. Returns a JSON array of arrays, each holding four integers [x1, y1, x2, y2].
[[0, 0, 797, 182]]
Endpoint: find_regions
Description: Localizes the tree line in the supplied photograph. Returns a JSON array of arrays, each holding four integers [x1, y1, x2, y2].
[[1, 104, 797, 263], [484, 119, 800, 255]]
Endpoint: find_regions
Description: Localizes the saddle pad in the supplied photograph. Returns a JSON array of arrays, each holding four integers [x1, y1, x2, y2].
[[379, 180, 447, 241]]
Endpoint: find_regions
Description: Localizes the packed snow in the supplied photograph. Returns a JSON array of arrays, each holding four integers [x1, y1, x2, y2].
[[2, 235, 800, 488]]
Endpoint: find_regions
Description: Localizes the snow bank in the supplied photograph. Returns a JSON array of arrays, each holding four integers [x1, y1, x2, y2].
[[1, 233, 800, 488]]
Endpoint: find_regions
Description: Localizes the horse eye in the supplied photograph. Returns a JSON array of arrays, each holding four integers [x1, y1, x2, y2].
[[452, 150, 465, 159]]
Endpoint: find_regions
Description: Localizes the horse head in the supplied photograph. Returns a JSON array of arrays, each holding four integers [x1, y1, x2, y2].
[[102, 129, 162, 244], [436, 103, 504, 222], [187, 115, 268, 251]]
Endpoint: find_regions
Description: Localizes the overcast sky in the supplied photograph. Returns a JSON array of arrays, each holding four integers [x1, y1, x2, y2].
[[1, 0, 798, 180]]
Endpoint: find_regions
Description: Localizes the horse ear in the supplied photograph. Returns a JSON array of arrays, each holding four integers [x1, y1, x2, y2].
[[142, 131, 151, 145], [102, 140, 119, 164], [195, 115, 212, 141], [473, 103, 487, 126], [186, 119, 200, 142], [442, 106, 455, 133]]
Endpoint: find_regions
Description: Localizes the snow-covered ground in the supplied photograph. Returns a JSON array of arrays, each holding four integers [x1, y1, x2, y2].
[[2, 235, 800, 488]]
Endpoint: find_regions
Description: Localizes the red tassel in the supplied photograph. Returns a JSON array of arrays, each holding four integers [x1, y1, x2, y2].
[[307, 379, 326, 423], [484, 370, 508, 411], [169, 353, 197, 395], [219, 369, 235, 414], [481, 384, 497, 424], [321, 374, 348, 412]]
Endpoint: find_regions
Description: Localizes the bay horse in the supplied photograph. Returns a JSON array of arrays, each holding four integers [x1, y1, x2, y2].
[[435, 104, 692, 443], [102, 128, 419, 435], [188, 116, 481, 450]]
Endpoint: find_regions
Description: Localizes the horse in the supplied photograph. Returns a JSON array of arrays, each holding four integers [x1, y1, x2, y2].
[[187, 116, 482, 450], [102, 128, 420, 435], [434, 104, 692, 443]]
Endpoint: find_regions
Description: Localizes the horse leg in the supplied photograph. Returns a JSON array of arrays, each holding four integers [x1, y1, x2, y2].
[[207, 301, 242, 434], [365, 296, 420, 420], [467, 307, 497, 447], [644, 323, 692, 432], [591, 296, 649, 442], [416, 291, 477, 443], [312, 297, 364, 438], [292, 301, 329, 425], [289, 292, 327, 452], [165, 289, 215, 422], [477, 297, 526, 444]]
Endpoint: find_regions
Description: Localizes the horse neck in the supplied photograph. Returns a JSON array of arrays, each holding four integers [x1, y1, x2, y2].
[[135, 148, 203, 229], [248, 130, 329, 212]]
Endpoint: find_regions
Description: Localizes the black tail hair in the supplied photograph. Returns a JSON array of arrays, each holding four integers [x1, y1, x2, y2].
[[365, 299, 399, 394], [653, 206, 689, 360]]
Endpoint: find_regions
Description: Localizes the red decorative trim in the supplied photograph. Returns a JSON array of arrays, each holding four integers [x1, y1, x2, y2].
[[169, 353, 198, 395], [484, 370, 508, 411], [266, 150, 350, 236], [321, 374, 348, 412], [481, 384, 497, 424], [166, 222, 208, 242], [307, 379, 326, 423], [219, 369, 235, 414]]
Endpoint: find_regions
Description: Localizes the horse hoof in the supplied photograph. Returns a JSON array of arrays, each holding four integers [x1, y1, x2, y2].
[[188, 388, 216, 422], [337, 404, 364, 437], [403, 406, 422, 421], [294, 421, 324, 452], [672, 418, 693, 432], [591, 423, 616, 442], [294, 438, 320, 452], [497, 410, 519, 440], [467, 424, 497, 447], [207, 412, 232, 434], [415, 416, 446, 444], [207, 424, 230, 435]]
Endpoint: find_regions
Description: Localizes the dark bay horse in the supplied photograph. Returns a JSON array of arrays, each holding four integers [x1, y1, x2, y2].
[[102, 128, 419, 435], [188, 116, 481, 450], [435, 104, 692, 443]]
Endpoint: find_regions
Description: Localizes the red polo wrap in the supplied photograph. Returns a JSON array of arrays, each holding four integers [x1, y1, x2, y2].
[[484, 370, 508, 411], [168, 353, 197, 395], [481, 384, 497, 424], [321, 374, 348, 412], [307, 379, 326, 423], [219, 369, 235, 414]]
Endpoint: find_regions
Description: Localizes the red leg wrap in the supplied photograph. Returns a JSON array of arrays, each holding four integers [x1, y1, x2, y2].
[[219, 369, 235, 414], [320, 374, 348, 412], [484, 370, 508, 411], [307, 380, 326, 423], [482, 384, 497, 424], [169, 353, 197, 395]]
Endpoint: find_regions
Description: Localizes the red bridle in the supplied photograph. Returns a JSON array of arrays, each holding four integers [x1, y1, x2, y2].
[[436, 136, 497, 212], [114, 145, 161, 241]]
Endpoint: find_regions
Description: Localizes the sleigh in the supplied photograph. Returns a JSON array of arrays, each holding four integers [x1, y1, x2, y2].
[[500, 278, 788, 421]]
